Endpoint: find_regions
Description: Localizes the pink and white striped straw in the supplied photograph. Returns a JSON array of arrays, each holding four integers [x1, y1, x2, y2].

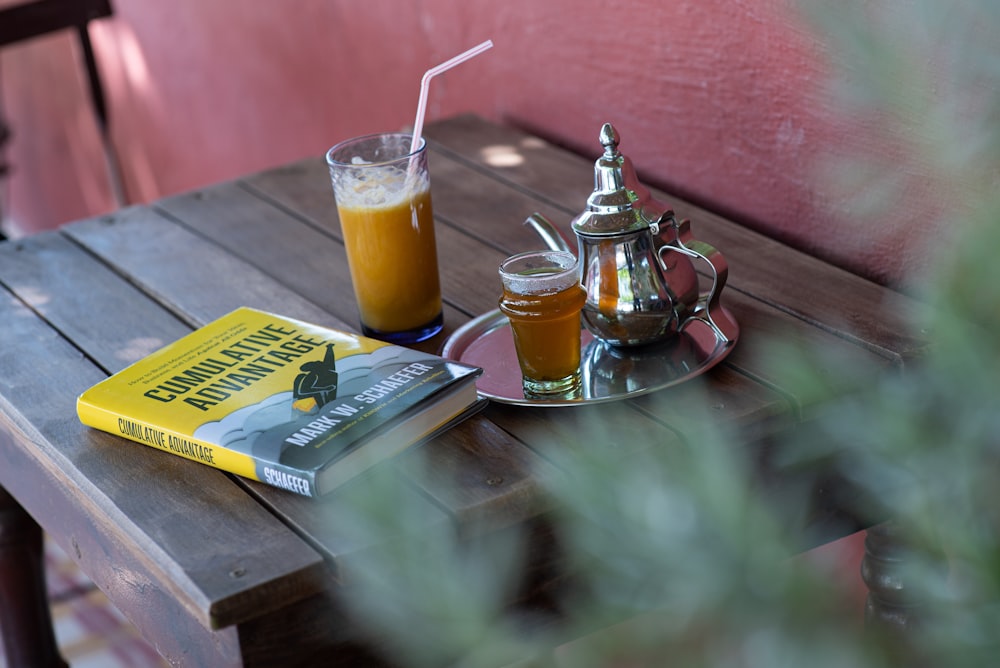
[[409, 40, 494, 154]]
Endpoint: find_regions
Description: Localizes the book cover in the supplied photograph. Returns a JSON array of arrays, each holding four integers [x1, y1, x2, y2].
[[77, 307, 485, 497]]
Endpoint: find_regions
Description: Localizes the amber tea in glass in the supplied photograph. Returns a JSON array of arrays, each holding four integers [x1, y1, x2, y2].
[[499, 250, 586, 396]]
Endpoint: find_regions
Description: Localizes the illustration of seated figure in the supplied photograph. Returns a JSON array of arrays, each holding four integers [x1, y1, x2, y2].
[[292, 343, 339, 414]]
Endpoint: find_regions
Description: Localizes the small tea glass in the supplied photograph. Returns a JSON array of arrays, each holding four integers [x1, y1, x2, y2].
[[326, 133, 443, 343], [498, 250, 586, 397]]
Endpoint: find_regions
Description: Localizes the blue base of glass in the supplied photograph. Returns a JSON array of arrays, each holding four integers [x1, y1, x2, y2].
[[362, 312, 444, 344]]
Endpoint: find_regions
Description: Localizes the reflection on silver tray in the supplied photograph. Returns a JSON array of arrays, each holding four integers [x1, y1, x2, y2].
[[441, 307, 739, 407]]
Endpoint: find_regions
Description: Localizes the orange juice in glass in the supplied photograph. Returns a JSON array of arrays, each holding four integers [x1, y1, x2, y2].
[[499, 250, 586, 397], [326, 133, 442, 343]]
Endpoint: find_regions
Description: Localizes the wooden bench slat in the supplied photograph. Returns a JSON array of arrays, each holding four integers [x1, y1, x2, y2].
[[64, 206, 348, 332], [0, 232, 192, 372], [156, 178, 497, 342], [239, 153, 545, 316], [0, 274, 326, 633]]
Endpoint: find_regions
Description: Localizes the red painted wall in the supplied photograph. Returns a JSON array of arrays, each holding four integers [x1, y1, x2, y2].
[[0, 0, 941, 286]]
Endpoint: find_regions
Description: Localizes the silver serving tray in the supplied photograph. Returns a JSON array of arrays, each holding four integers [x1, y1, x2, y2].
[[442, 307, 739, 407]]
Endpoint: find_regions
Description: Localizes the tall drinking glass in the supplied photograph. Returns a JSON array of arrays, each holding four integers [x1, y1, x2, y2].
[[326, 133, 443, 343]]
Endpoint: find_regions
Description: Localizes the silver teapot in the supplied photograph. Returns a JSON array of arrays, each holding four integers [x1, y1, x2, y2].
[[526, 122, 736, 348]]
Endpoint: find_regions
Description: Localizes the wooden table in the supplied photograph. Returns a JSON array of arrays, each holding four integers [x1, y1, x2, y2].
[[0, 114, 926, 666]]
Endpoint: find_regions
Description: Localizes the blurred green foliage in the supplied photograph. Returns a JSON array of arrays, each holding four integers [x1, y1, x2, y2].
[[331, 2, 1000, 665]]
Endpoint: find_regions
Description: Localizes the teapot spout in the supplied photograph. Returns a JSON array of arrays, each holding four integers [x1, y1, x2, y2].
[[524, 213, 575, 255]]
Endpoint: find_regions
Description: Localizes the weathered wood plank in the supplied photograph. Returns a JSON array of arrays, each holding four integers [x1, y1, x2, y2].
[[0, 275, 326, 646], [707, 284, 901, 409], [238, 465, 454, 584], [237, 154, 543, 317], [485, 400, 686, 464], [240, 151, 564, 256], [0, 232, 191, 373], [154, 180, 505, 337], [238, 159, 341, 238], [151, 182, 374, 325], [63, 206, 347, 332], [633, 365, 792, 439], [425, 113, 595, 210], [678, 206, 929, 365], [396, 417, 559, 530]]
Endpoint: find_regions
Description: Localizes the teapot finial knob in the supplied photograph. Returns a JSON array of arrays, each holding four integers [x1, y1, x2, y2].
[[599, 123, 620, 158]]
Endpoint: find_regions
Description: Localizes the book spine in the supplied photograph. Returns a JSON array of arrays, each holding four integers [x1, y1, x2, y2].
[[76, 399, 318, 497]]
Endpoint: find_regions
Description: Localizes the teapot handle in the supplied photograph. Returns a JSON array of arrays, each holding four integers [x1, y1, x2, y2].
[[658, 215, 739, 348]]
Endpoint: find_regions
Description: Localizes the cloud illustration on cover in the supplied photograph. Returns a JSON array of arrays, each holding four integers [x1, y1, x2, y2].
[[191, 345, 432, 455]]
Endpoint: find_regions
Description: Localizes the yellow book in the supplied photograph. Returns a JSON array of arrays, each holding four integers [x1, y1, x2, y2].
[[77, 307, 484, 497]]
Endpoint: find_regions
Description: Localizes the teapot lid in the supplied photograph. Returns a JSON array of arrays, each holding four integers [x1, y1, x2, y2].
[[572, 123, 664, 237]]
